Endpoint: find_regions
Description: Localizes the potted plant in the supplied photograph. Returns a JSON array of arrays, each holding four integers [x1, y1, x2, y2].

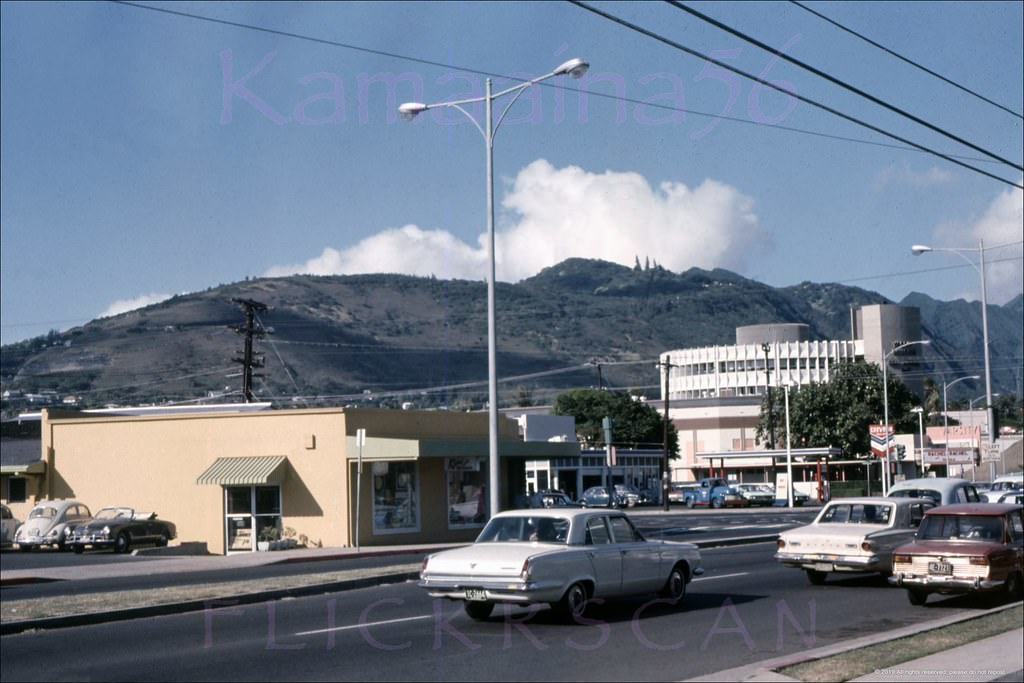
[[257, 525, 280, 551]]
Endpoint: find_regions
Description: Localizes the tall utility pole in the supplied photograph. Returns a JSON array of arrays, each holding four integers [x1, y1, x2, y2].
[[762, 342, 777, 481], [658, 356, 677, 511], [231, 298, 267, 403]]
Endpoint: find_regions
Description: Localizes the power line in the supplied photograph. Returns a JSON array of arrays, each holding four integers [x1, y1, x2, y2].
[[569, 1, 1023, 190], [108, 1, 1009, 171], [666, 0, 1023, 172], [789, 0, 1024, 121]]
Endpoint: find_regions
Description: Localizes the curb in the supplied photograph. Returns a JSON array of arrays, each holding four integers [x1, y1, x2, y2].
[[684, 600, 1024, 682], [0, 571, 420, 636]]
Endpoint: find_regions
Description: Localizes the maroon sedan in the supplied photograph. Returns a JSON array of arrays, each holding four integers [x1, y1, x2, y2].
[[889, 503, 1024, 605]]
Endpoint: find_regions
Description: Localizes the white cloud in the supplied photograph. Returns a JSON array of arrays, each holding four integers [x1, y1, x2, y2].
[[875, 163, 954, 189], [969, 180, 1024, 304], [264, 159, 768, 283], [99, 293, 173, 318]]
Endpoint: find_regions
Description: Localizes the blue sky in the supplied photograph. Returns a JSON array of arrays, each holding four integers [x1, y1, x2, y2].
[[2, 1, 1022, 345]]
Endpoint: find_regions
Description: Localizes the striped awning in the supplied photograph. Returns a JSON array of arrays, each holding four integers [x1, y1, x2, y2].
[[196, 455, 288, 486]]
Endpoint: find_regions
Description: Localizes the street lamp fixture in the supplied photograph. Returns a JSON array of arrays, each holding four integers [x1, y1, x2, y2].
[[399, 59, 588, 517], [881, 339, 929, 494], [943, 374, 980, 473], [912, 241, 995, 479]]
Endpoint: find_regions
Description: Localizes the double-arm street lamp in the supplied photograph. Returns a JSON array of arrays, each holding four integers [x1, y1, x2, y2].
[[943, 374, 980, 473], [912, 241, 995, 478], [881, 339, 929, 494], [400, 58, 589, 516], [910, 406, 925, 472]]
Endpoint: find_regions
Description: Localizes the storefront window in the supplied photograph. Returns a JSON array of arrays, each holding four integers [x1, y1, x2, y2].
[[373, 461, 419, 533], [225, 485, 281, 553], [446, 458, 487, 528]]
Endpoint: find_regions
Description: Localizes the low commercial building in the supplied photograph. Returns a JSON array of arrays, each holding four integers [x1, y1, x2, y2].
[[32, 405, 577, 554]]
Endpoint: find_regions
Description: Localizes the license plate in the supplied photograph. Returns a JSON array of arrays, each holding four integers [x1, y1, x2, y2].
[[465, 588, 487, 601], [928, 561, 953, 576], [813, 562, 833, 572]]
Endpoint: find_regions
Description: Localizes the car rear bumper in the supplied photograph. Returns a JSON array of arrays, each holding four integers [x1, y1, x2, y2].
[[418, 576, 565, 604], [775, 552, 881, 572], [888, 573, 1004, 593]]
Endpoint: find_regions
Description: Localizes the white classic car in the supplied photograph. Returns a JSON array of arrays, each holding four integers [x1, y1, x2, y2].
[[418, 508, 704, 621], [775, 497, 935, 584], [14, 499, 92, 551]]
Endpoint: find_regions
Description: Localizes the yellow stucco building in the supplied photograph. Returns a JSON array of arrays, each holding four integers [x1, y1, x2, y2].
[[30, 405, 577, 554]]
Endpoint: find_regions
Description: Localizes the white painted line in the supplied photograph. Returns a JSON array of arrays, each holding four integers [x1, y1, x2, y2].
[[296, 614, 433, 636], [693, 572, 749, 582]]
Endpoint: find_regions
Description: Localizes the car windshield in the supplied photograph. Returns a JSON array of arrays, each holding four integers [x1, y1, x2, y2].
[[476, 515, 570, 544], [889, 488, 942, 504], [93, 508, 132, 520], [819, 503, 892, 525], [28, 507, 57, 519], [919, 515, 1004, 541]]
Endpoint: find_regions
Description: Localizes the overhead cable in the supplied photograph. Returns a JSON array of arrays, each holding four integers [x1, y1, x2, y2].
[[569, 1, 1023, 190], [666, 0, 1023, 172], [789, 0, 1024, 121]]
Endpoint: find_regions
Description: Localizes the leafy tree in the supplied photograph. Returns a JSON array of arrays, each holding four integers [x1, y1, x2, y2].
[[755, 361, 921, 456], [552, 388, 678, 457]]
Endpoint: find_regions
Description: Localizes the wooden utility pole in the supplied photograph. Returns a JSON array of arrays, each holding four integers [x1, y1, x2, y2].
[[658, 356, 676, 511], [231, 298, 267, 402]]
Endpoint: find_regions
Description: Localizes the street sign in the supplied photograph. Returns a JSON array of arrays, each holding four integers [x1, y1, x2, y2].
[[921, 448, 975, 465], [870, 424, 893, 458], [982, 441, 1002, 463]]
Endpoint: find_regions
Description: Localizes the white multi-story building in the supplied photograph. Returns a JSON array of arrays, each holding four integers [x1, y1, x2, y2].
[[659, 304, 925, 483]]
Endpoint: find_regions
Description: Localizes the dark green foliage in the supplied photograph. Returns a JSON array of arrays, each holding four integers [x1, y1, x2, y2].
[[552, 388, 679, 457]]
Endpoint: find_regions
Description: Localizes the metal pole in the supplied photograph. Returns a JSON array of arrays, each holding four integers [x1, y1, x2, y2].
[[916, 409, 925, 474], [978, 239, 996, 481], [784, 383, 793, 508], [943, 383, 950, 475], [485, 78, 500, 519], [662, 359, 671, 511], [882, 356, 891, 495], [355, 428, 365, 551]]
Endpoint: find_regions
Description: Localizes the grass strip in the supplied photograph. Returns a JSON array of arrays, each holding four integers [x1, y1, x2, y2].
[[780, 603, 1022, 682]]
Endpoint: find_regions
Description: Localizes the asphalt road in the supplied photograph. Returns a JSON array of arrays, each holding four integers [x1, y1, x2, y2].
[[0, 542, 999, 682]]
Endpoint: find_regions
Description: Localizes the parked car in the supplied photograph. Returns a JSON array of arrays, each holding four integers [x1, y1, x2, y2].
[[614, 484, 642, 507], [775, 497, 935, 584], [69, 506, 177, 554], [14, 499, 92, 551], [578, 486, 626, 508], [981, 474, 1023, 503], [736, 484, 775, 506], [528, 490, 580, 509], [683, 478, 749, 509], [889, 503, 1024, 605], [887, 477, 982, 506], [995, 491, 1024, 505], [418, 508, 704, 621], [1, 504, 22, 547], [668, 483, 698, 505]]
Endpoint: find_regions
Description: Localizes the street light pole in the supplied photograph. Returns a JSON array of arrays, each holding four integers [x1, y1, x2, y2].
[[912, 240, 995, 479], [783, 382, 794, 508], [400, 58, 589, 517], [881, 339, 929, 494], [911, 406, 925, 475], [943, 374, 980, 474]]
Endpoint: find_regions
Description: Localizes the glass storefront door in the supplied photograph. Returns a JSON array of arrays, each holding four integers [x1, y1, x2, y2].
[[224, 485, 281, 553]]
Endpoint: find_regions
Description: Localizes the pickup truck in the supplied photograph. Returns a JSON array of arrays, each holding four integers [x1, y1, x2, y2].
[[682, 478, 748, 509]]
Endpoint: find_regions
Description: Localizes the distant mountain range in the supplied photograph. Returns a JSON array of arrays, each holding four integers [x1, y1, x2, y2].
[[1, 258, 1021, 413]]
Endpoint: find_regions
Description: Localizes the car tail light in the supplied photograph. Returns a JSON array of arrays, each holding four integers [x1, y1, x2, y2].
[[420, 556, 430, 574], [777, 539, 786, 549], [520, 559, 533, 580], [894, 554, 911, 564], [969, 556, 989, 566]]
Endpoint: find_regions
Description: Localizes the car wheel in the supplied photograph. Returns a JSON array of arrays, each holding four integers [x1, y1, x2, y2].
[[907, 589, 928, 606], [557, 582, 589, 622], [73, 544, 84, 555], [463, 601, 494, 621], [18, 544, 32, 553], [805, 569, 827, 585], [711, 497, 723, 509], [659, 563, 688, 604], [685, 498, 695, 509], [156, 532, 170, 548], [115, 532, 131, 554], [1005, 572, 1023, 602]]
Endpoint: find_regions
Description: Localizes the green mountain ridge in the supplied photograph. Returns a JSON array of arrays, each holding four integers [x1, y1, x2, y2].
[[2, 259, 1020, 412]]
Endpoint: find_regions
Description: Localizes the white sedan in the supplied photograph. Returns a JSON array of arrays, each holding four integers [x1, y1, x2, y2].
[[775, 497, 935, 584], [418, 508, 704, 621]]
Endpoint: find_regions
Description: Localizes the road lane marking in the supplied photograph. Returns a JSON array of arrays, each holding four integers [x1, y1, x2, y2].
[[296, 614, 433, 636], [693, 572, 748, 582]]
